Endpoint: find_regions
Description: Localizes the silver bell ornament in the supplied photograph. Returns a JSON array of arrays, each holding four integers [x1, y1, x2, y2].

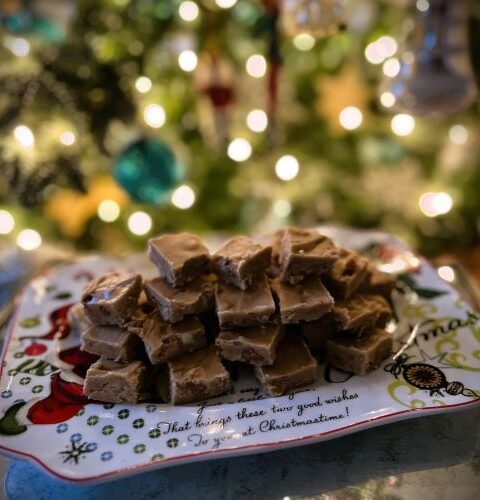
[[383, 0, 477, 116], [282, 0, 347, 38]]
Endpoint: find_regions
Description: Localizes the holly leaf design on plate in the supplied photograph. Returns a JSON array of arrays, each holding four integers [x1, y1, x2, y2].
[[397, 273, 448, 299]]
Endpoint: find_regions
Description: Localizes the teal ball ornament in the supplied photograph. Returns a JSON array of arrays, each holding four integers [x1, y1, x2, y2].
[[114, 138, 183, 205]]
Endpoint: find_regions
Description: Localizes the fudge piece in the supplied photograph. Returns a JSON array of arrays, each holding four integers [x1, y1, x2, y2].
[[215, 274, 276, 328], [213, 236, 272, 290], [84, 358, 148, 404], [361, 263, 396, 298], [301, 314, 333, 350], [323, 248, 369, 299], [270, 277, 333, 324], [168, 345, 231, 404], [147, 232, 210, 287], [215, 323, 284, 366], [144, 276, 214, 323], [271, 227, 339, 284], [326, 328, 393, 376], [254, 335, 317, 396], [81, 272, 142, 326], [366, 294, 392, 328], [139, 313, 206, 364], [81, 324, 143, 362], [67, 303, 92, 336]]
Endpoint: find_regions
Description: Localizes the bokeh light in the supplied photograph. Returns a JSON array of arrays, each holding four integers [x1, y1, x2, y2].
[[17, 229, 42, 251], [419, 192, 453, 217], [380, 91, 396, 108], [144, 104, 166, 128], [382, 58, 400, 77], [178, 50, 198, 72], [98, 200, 120, 222], [59, 131, 76, 146], [293, 33, 315, 51], [8, 37, 30, 57], [339, 106, 363, 130], [135, 76, 152, 93], [171, 185, 196, 209], [275, 155, 299, 181], [416, 0, 429, 12], [246, 109, 268, 132], [216, 0, 237, 8], [128, 211, 152, 235], [273, 199, 292, 218], [228, 138, 252, 162], [391, 114, 415, 136], [178, 1, 199, 21], [246, 54, 267, 78], [449, 124, 468, 145], [0, 210, 15, 234], [437, 265, 455, 282], [365, 36, 397, 64], [14, 125, 35, 148]]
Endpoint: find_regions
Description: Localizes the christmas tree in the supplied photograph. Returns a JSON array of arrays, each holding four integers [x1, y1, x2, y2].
[[0, 0, 478, 257]]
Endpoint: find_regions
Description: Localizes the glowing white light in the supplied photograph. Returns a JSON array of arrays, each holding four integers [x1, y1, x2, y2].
[[437, 265, 455, 283], [449, 124, 468, 145], [171, 185, 196, 209], [0, 210, 15, 234], [135, 76, 152, 93], [391, 113, 415, 136], [59, 131, 76, 146], [382, 57, 400, 77], [98, 199, 120, 222], [339, 106, 363, 130], [246, 109, 268, 133], [275, 155, 299, 181], [216, 0, 237, 8], [365, 36, 398, 65], [144, 104, 166, 128], [227, 138, 252, 162], [273, 199, 292, 218], [17, 229, 42, 251], [13, 125, 35, 148], [178, 50, 198, 72], [416, 0, 429, 12], [419, 192, 453, 217], [179, 1, 199, 21], [246, 54, 267, 78], [293, 33, 315, 51], [9, 37, 30, 57], [380, 91, 396, 108], [128, 211, 152, 235]]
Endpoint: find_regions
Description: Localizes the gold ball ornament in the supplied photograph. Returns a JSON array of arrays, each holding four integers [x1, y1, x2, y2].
[[282, 0, 347, 38]]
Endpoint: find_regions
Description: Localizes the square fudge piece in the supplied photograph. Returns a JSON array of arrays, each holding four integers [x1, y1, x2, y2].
[[67, 303, 92, 336], [139, 313, 206, 364], [361, 263, 396, 299], [270, 277, 333, 324], [301, 314, 334, 351], [215, 323, 284, 366], [81, 324, 143, 362], [81, 272, 143, 326], [168, 345, 231, 404], [254, 335, 317, 397], [271, 227, 339, 284], [148, 232, 210, 287], [84, 358, 148, 404], [365, 294, 392, 328], [215, 274, 276, 329], [213, 236, 272, 290], [326, 328, 393, 376], [144, 276, 215, 323], [323, 248, 369, 300]]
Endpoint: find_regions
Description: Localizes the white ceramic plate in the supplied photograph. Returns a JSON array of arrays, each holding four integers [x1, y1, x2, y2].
[[1, 228, 479, 484]]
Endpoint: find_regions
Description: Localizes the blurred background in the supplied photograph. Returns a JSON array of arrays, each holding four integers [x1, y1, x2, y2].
[[0, 0, 479, 259]]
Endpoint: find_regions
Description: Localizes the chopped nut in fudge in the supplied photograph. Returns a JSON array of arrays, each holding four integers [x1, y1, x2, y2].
[[147, 232, 210, 287], [84, 358, 148, 404], [168, 345, 231, 404], [326, 328, 393, 376], [215, 323, 284, 366], [144, 276, 215, 323], [139, 313, 206, 364], [81, 272, 142, 326], [213, 236, 272, 290], [270, 277, 333, 324], [254, 335, 318, 396], [215, 273, 276, 328]]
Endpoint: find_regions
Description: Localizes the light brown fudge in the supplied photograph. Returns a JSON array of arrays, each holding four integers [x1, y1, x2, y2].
[[271, 227, 339, 284], [144, 276, 215, 323], [361, 263, 396, 298], [81, 324, 143, 362], [67, 303, 92, 336], [213, 236, 272, 290], [323, 248, 369, 299], [168, 345, 231, 404], [147, 232, 210, 287], [326, 328, 393, 376], [270, 277, 333, 324], [301, 314, 333, 350], [84, 358, 148, 404], [139, 313, 206, 365], [254, 335, 318, 396], [81, 272, 143, 326], [215, 274, 276, 328], [215, 323, 284, 366]]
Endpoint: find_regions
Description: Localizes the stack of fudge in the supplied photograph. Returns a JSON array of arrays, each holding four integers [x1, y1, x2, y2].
[[77, 228, 395, 405]]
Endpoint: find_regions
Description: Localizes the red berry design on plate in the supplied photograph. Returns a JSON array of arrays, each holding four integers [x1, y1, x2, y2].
[[25, 342, 47, 356]]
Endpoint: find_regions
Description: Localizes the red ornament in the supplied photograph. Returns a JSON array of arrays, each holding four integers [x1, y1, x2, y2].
[[24, 342, 48, 356]]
